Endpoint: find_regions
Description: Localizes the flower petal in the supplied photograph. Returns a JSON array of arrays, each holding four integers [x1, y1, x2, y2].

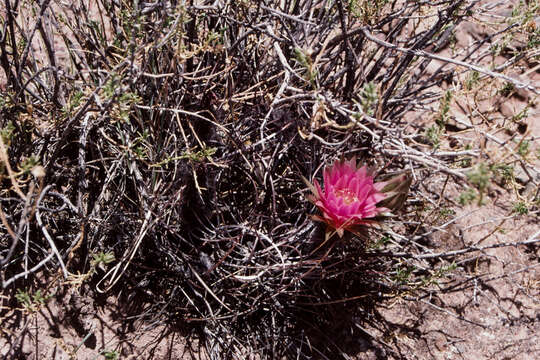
[[308, 158, 403, 237]]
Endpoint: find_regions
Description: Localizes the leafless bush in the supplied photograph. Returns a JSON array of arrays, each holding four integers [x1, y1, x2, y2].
[[1, 0, 538, 358]]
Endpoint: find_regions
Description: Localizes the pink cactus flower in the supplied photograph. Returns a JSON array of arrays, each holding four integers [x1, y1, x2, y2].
[[306, 158, 390, 237]]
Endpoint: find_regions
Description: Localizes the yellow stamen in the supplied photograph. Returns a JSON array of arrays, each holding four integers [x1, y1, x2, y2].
[[335, 188, 358, 205]]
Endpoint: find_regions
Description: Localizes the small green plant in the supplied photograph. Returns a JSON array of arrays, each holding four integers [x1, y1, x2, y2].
[[527, 27, 540, 49], [517, 140, 530, 158], [439, 207, 456, 219], [15, 289, 51, 312], [499, 82, 515, 97], [185, 146, 217, 162], [119, 8, 144, 41], [511, 106, 529, 122], [1, 121, 15, 147], [348, 0, 389, 24], [103, 76, 120, 99], [421, 262, 458, 286], [151, 146, 217, 167], [102, 350, 120, 360], [204, 30, 223, 48], [131, 129, 151, 160], [18, 156, 39, 175], [63, 251, 116, 288], [71, 90, 84, 108], [513, 201, 529, 215], [369, 235, 392, 250], [423, 91, 452, 149], [15, 290, 32, 309], [425, 125, 442, 149], [294, 48, 317, 88], [465, 71, 480, 90], [437, 261, 457, 276], [62, 90, 85, 118], [489, 42, 501, 57], [491, 164, 514, 180], [458, 187, 477, 205], [0, 93, 15, 110], [91, 252, 116, 271], [360, 82, 377, 116], [459, 155, 472, 168], [508, 0, 540, 49], [393, 265, 414, 285], [491, 163, 514, 186], [467, 163, 491, 205], [112, 91, 141, 122], [436, 90, 452, 127]]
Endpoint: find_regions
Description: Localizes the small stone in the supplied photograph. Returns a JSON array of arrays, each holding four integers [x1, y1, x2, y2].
[[455, 22, 487, 49], [499, 99, 528, 120], [514, 166, 531, 185], [521, 181, 538, 197], [500, 102, 515, 119], [446, 114, 473, 131], [31, 165, 46, 179]]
